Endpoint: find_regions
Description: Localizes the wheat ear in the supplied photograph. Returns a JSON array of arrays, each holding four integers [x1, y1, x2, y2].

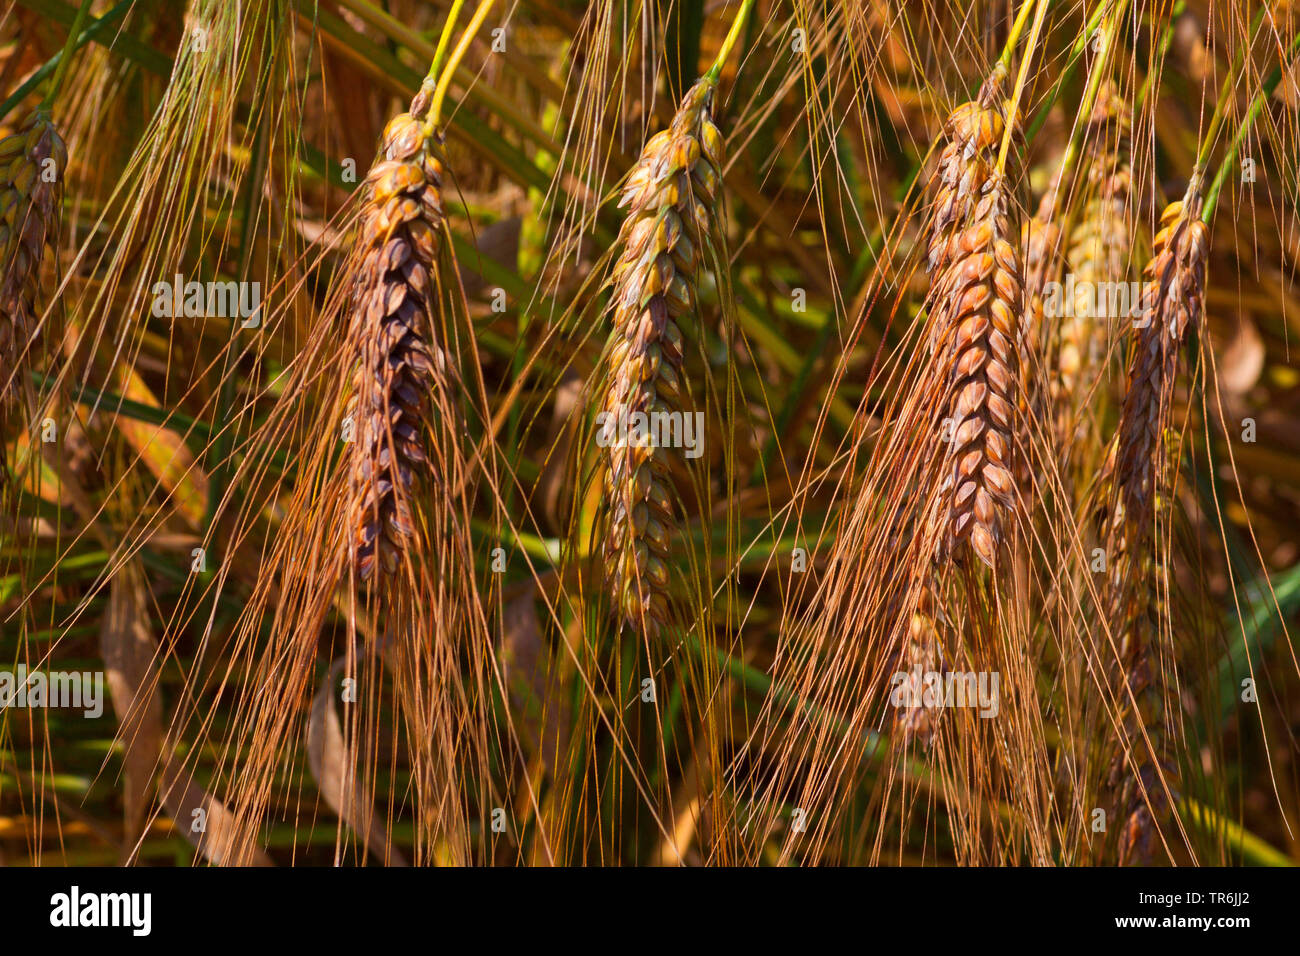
[[1106, 190, 1208, 865], [1016, 188, 1062, 489], [922, 64, 1023, 570], [927, 64, 1007, 282], [1114, 195, 1207, 537], [0, 110, 65, 417], [895, 583, 945, 747], [934, 174, 1023, 572], [346, 80, 454, 582], [601, 77, 724, 637], [1059, 82, 1133, 419], [1021, 194, 1062, 361]]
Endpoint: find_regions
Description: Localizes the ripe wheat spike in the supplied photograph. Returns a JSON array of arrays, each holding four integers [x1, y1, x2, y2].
[[1060, 82, 1133, 425], [935, 176, 1023, 572], [895, 584, 945, 747], [1018, 189, 1062, 489], [1106, 191, 1209, 865], [1021, 195, 1062, 365], [1114, 196, 1207, 536], [345, 81, 454, 582], [600, 77, 724, 638], [927, 64, 1007, 286], [0, 110, 65, 417], [920, 63, 1024, 571]]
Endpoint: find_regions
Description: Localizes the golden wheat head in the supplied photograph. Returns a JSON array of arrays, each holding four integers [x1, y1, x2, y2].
[[0, 109, 65, 413], [599, 77, 724, 638], [345, 81, 455, 582], [936, 176, 1023, 572], [1059, 81, 1133, 420], [1106, 188, 1209, 865]]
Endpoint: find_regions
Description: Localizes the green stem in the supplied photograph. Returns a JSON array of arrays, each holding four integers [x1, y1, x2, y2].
[[998, 0, 1051, 173], [427, 0, 469, 84], [1203, 29, 1300, 220], [1194, 4, 1269, 174], [1, 2, 151, 124], [39, 0, 95, 111], [998, 0, 1041, 69], [1023, 1, 1115, 143], [705, 0, 757, 82], [1134, 1, 1188, 108], [1051, 0, 1130, 195]]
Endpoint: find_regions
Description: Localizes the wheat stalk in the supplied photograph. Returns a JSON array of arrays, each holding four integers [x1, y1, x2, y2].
[[600, 77, 724, 638], [345, 81, 456, 582], [1105, 189, 1209, 865]]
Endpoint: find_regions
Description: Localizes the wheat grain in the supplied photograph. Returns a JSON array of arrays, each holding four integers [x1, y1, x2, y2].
[[601, 77, 724, 637], [346, 82, 452, 582]]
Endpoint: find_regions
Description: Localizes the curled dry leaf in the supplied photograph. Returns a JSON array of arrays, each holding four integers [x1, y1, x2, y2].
[[99, 564, 273, 866], [158, 761, 274, 866], [501, 590, 569, 772], [306, 657, 408, 866], [111, 363, 210, 528], [1215, 312, 1265, 396], [99, 570, 164, 855]]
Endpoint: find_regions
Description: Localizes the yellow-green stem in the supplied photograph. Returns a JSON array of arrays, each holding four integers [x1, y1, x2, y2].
[[1023, 1, 1114, 142], [1053, 0, 1130, 196], [997, 0, 1051, 174], [998, 0, 1040, 69], [427, 0, 470, 85], [1194, 4, 1268, 173], [429, 0, 497, 130], [706, 0, 758, 82]]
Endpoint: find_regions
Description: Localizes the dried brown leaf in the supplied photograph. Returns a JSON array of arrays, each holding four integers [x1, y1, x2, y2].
[[501, 591, 569, 771], [98, 569, 164, 855], [306, 658, 408, 866]]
